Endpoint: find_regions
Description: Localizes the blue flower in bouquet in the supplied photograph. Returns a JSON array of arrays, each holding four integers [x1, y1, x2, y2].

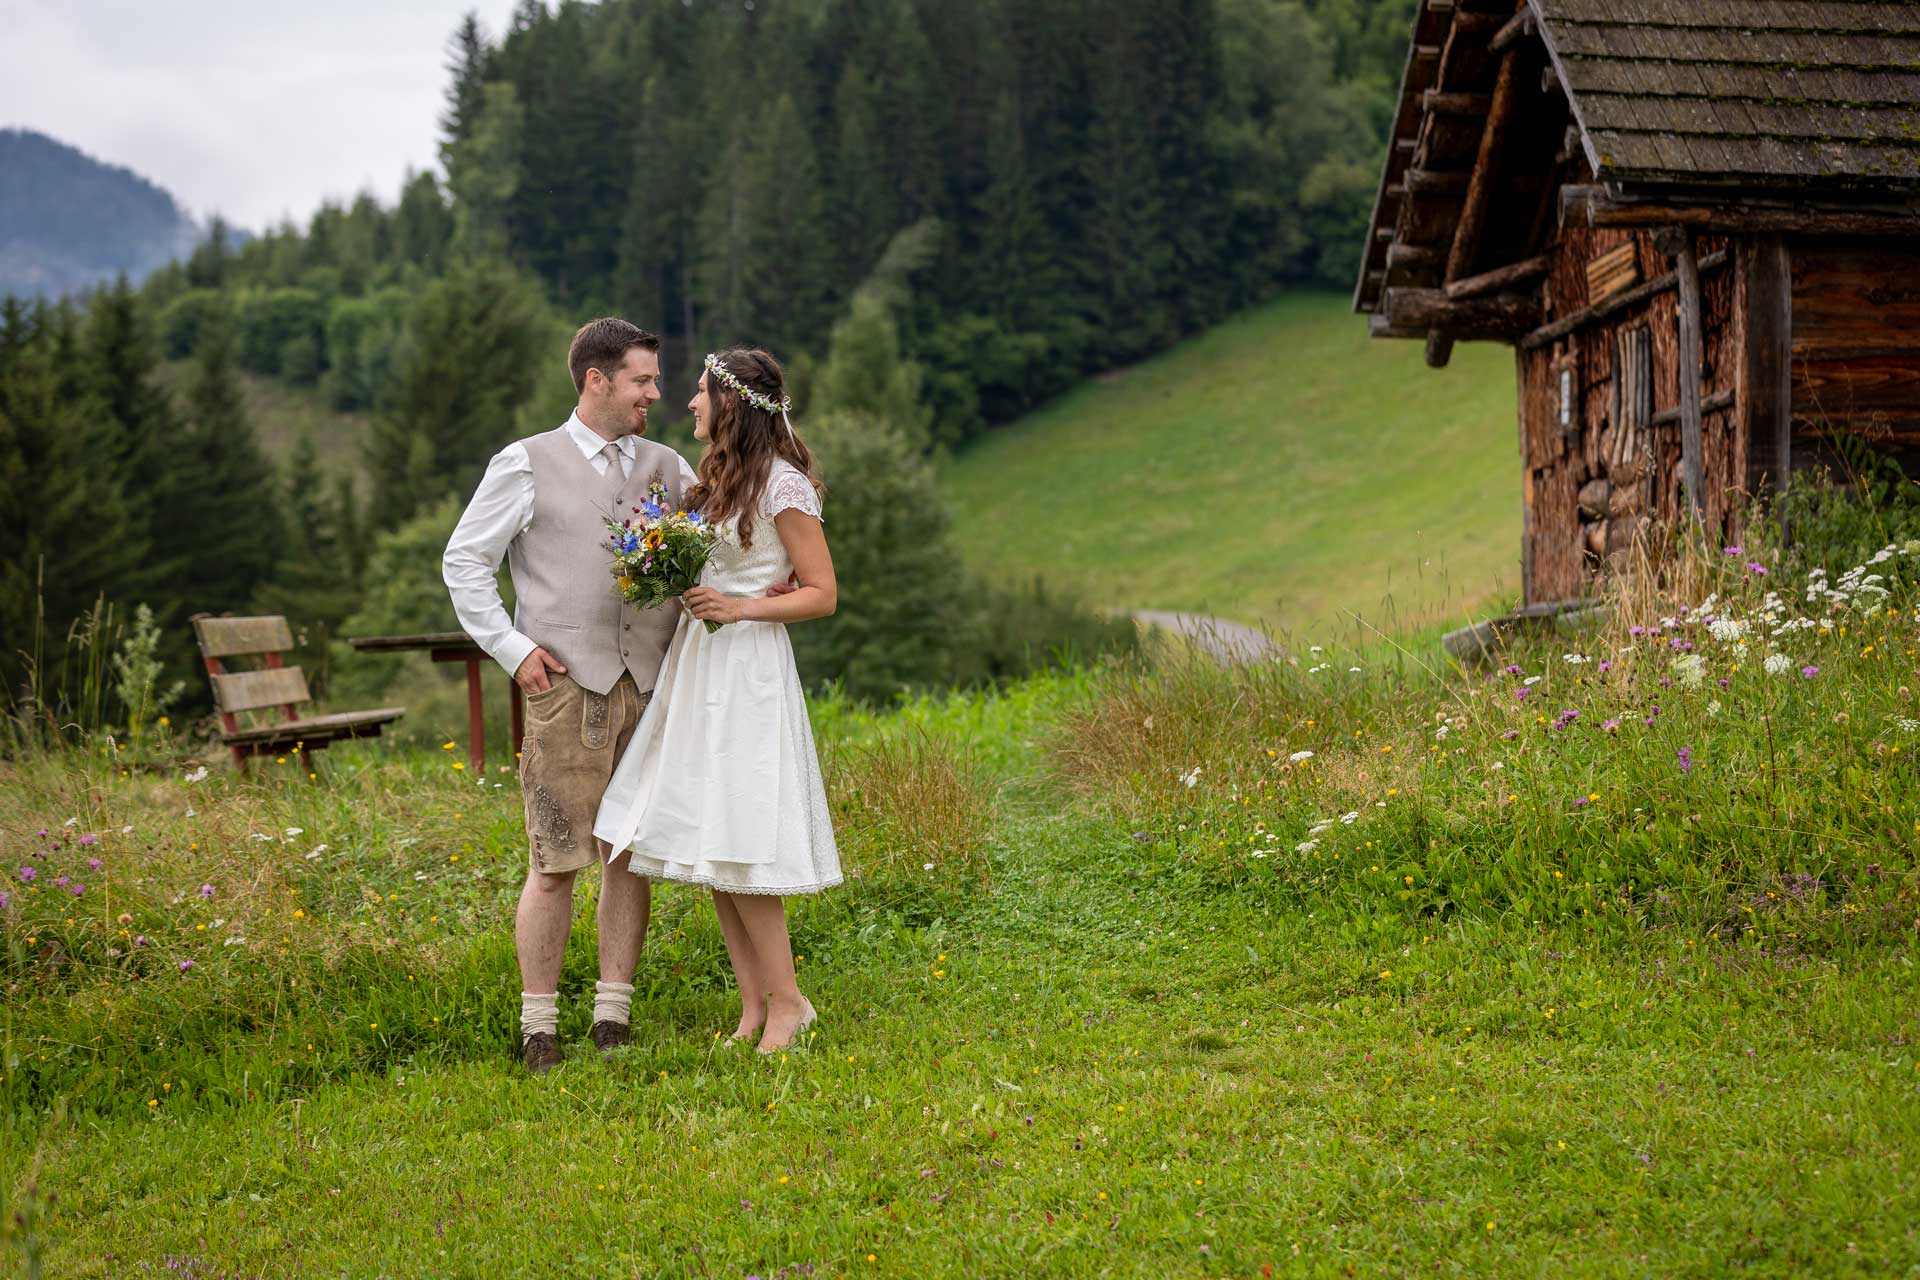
[[641, 500, 665, 519], [686, 511, 705, 526]]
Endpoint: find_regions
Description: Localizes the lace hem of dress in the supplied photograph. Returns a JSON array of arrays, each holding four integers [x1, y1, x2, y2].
[[622, 859, 842, 896], [760, 466, 823, 521]]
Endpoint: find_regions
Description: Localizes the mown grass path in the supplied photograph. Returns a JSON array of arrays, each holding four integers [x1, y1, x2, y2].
[[12, 763, 1917, 1277]]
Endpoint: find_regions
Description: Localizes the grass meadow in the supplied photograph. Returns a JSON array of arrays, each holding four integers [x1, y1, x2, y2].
[[5, 536, 1920, 1276], [942, 294, 1522, 635]]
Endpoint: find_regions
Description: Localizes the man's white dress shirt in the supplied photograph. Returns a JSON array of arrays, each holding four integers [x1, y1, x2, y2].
[[443, 412, 699, 679]]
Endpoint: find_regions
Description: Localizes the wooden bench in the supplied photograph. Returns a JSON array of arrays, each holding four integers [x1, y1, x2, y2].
[[191, 614, 405, 773]]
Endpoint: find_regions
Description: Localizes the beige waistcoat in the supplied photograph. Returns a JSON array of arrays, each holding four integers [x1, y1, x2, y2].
[[509, 427, 687, 695]]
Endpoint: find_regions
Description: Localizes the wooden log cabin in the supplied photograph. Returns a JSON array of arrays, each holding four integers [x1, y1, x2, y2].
[[1354, 0, 1920, 604]]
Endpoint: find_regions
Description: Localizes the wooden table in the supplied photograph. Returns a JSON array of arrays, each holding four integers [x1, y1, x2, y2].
[[347, 631, 522, 773]]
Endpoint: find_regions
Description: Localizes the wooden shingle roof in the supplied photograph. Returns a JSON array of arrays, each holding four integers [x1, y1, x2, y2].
[[1539, 0, 1920, 190], [1355, 0, 1920, 319]]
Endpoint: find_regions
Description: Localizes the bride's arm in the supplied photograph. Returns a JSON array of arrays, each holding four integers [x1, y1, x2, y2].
[[682, 511, 836, 625]]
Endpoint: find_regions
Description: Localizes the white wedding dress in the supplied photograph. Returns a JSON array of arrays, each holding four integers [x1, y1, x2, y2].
[[593, 459, 841, 895]]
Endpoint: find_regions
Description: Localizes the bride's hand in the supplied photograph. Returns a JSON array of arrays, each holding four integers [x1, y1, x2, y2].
[[682, 586, 747, 624]]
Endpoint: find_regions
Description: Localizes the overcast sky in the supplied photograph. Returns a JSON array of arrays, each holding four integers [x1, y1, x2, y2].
[[2, 0, 522, 229]]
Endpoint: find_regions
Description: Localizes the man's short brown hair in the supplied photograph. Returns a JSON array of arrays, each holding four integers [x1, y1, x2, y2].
[[568, 318, 660, 393]]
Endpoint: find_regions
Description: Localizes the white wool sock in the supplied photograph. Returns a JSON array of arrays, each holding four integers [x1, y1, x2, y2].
[[593, 980, 635, 1027], [520, 991, 559, 1043]]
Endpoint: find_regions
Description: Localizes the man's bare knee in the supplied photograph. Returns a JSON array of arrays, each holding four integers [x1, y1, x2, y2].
[[526, 867, 579, 897]]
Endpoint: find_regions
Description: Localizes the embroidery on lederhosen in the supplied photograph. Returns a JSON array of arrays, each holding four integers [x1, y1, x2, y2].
[[521, 736, 575, 861], [581, 689, 610, 750]]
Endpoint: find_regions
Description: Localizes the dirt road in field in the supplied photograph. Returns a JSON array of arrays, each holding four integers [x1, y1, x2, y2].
[[1130, 611, 1281, 664]]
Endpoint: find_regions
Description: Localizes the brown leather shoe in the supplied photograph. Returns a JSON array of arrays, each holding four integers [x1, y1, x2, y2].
[[589, 1020, 629, 1053], [521, 1031, 563, 1074]]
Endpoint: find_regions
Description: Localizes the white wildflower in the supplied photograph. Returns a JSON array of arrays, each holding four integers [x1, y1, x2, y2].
[[1295, 840, 1319, 854], [1288, 750, 1315, 763], [1180, 767, 1201, 789], [1674, 652, 1707, 689], [1707, 700, 1722, 717], [1763, 653, 1794, 676], [1339, 811, 1360, 824], [1523, 675, 1543, 686], [1707, 618, 1746, 643]]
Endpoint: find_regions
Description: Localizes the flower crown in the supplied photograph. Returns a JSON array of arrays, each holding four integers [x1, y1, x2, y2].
[[704, 352, 793, 416]]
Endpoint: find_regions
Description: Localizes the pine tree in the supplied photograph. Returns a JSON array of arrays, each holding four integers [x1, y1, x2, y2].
[[153, 303, 284, 618], [446, 81, 525, 261], [251, 435, 365, 690], [830, 68, 897, 282], [439, 11, 494, 167], [0, 319, 148, 702], [80, 277, 182, 558], [364, 258, 551, 529], [392, 170, 454, 273]]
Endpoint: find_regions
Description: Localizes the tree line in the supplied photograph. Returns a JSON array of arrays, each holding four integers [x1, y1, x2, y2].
[[2, 0, 1415, 726]]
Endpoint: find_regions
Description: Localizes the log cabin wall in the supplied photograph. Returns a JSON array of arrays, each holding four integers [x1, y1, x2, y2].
[[1516, 224, 1741, 602], [1789, 239, 1920, 480]]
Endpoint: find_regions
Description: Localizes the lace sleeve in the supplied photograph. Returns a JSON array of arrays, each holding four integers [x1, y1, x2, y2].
[[761, 467, 824, 522]]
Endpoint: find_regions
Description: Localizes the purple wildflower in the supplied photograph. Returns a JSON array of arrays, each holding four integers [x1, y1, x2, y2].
[[0, 891, 8, 909], [1503, 664, 1523, 676], [178, 959, 195, 973], [36, 829, 46, 838], [1746, 562, 1767, 576], [1724, 545, 1743, 557], [1630, 625, 1647, 638], [1602, 719, 1621, 733], [1801, 665, 1820, 679], [1670, 637, 1686, 650], [1649, 704, 1661, 717], [87, 857, 102, 871], [78, 833, 97, 847], [1598, 660, 1613, 673], [1502, 728, 1520, 740], [1515, 687, 1530, 700], [198, 884, 216, 899], [1573, 796, 1591, 808], [1659, 677, 1673, 688], [134, 935, 148, 946], [1677, 746, 1695, 774], [53, 875, 69, 889], [18, 866, 35, 883], [1718, 678, 1730, 689], [67, 881, 84, 898]]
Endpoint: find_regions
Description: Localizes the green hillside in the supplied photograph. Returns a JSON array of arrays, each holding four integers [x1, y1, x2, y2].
[[942, 293, 1522, 640]]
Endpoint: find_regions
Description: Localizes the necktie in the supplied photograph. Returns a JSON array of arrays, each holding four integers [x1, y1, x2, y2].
[[601, 441, 627, 505]]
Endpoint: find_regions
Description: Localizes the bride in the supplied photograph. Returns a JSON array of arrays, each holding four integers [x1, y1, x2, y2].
[[593, 347, 840, 1054]]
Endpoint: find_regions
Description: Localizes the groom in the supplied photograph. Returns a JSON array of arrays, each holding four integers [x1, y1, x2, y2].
[[444, 318, 695, 1074]]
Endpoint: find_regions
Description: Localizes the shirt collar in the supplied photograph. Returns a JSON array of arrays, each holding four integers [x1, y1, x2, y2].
[[564, 412, 634, 460]]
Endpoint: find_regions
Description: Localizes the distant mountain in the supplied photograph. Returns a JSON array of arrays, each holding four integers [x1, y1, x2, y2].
[[0, 128, 206, 299]]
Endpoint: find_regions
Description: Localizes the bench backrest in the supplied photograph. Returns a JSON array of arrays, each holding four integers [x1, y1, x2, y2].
[[190, 614, 312, 730]]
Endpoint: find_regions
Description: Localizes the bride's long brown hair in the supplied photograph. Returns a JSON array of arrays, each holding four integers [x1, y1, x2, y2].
[[688, 347, 823, 550]]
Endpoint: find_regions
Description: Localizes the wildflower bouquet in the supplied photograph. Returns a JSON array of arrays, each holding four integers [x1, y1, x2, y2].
[[606, 481, 723, 631]]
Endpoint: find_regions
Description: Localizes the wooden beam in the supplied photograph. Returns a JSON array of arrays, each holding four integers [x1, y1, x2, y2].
[[1430, 40, 1525, 367], [1383, 288, 1542, 341], [1387, 243, 1444, 270], [1562, 185, 1920, 238], [1425, 0, 1455, 13], [1650, 388, 1734, 428], [1656, 226, 1707, 519], [1738, 236, 1794, 513], [1423, 91, 1493, 116], [1445, 252, 1552, 301], [1404, 168, 1469, 195], [1454, 10, 1507, 34], [1369, 313, 1428, 340], [1520, 249, 1730, 350], [1491, 8, 1536, 51]]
